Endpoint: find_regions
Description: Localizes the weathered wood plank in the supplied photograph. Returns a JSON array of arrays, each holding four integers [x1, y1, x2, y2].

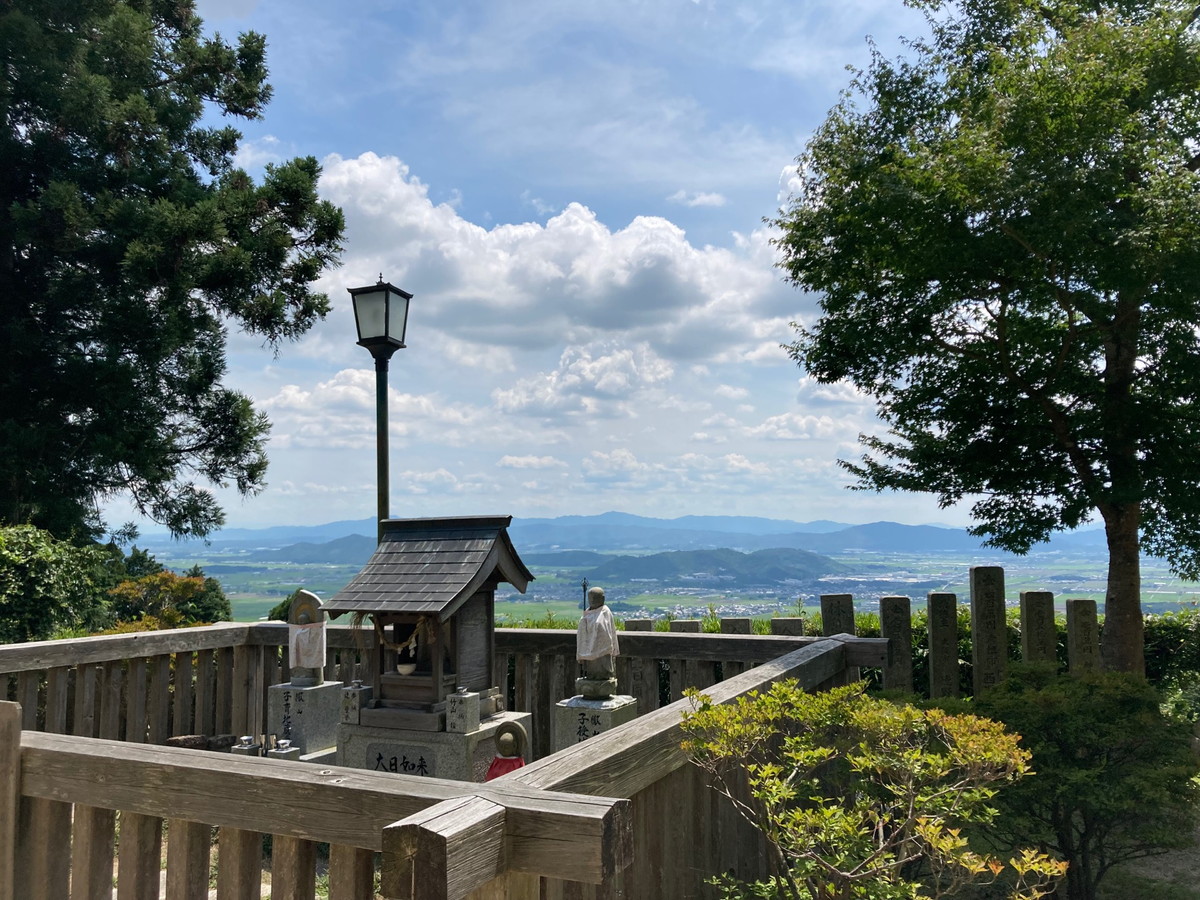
[[99, 660, 124, 740], [73, 664, 99, 738], [45, 665, 70, 734], [194, 649, 215, 736], [127, 657, 149, 744], [271, 835, 317, 900], [116, 811, 162, 900], [165, 818, 212, 900], [148, 654, 172, 744], [0, 623, 251, 673], [329, 844, 375, 900], [0, 702, 18, 900], [15, 796, 71, 900], [464, 872, 541, 900], [510, 639, 848, 799], [215, 826, 260, 900], [173, 652, 194, 737], [215, 647, 234, 735], [231, 645, 252, 739], [71, 805, 117, 900], [16, 672, 38, 730], [496, 628, 887, 666], [382, 796, 505, 900], [21, 731, 628, 882]]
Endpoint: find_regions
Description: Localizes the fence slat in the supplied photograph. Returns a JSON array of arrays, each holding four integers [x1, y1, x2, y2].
[[0, 702, 18, 900], [329, 844, 375, 900], [15, 797, 71, 900], [165, 818, 211, 900], [215, 647, 233, 735], [117, 811, 162, 900], [16, 672, 38, 730], [195, 649, 215, 736], [45, 666, 70, 734], [272, 835, 317, 900], [127, 657, 149, 744], [73, 664, 98, 738], [216, 826, 261, 900], [173, 652, 194, 737], [99, 659, 124, 741], [148, 654, 172, 744], [71, 805, 116, 900]]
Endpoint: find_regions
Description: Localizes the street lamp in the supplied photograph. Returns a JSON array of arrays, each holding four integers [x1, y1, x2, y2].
[[349, 276, 413, 544]]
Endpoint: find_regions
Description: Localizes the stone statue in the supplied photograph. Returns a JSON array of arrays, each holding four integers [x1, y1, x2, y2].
[[288, 589, 326, 687], [576, 586, 619, 699]]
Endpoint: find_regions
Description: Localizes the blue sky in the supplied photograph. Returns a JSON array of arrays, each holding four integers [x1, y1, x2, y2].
[[112, 0, 973, 533]]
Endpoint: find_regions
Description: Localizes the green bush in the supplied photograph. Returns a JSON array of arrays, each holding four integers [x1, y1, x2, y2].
[[681, 680, 1065, 900], [0, 526, 111, 642], [967, 666, 1200, 900]]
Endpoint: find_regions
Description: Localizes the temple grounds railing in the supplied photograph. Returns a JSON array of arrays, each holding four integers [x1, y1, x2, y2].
[[0, 622, 885, 900], [0, 562, 1106, 898]]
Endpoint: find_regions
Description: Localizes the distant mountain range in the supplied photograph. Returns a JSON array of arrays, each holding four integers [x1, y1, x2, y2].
[[154, 511, 1108, 565]]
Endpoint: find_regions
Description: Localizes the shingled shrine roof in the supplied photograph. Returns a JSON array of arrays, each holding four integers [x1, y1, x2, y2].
[[322, 515, 533, 621]]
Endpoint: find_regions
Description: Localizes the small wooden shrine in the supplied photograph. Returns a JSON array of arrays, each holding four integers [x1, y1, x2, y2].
[[323, 515, 533, 731]]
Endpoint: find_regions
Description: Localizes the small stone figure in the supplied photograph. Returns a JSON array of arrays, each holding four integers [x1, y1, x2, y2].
[[576, 586, 619, 699], [288, 589, 326, 687]]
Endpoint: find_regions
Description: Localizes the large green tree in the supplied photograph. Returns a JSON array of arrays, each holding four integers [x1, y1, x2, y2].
[[0, 0, 344, 540], [776, 0, 1200, 674]]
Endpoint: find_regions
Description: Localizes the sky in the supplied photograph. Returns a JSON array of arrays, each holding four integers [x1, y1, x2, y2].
[[115, 0, 970, 534]]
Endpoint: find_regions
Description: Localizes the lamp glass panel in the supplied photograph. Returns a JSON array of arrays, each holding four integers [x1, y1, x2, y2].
[[353, 289, 388, 341], [387, 294, 410, 344]]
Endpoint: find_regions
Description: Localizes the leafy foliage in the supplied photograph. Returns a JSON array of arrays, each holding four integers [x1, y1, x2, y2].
[[0, 525, 111, 641], [775, 0, 1200, 673], [0, 0, 344, 540], [968, 666, 1200, 900], [681, 680, 1065, 899]]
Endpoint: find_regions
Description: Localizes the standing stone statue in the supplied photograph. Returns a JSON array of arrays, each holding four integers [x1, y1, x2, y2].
[[288, 589, 326, 687], [576, 586, 619, 699]]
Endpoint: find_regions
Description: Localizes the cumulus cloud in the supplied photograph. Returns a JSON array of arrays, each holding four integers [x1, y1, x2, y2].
[[497, 455, 568, 469]]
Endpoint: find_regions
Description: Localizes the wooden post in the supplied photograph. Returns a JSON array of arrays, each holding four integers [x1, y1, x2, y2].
[[1066, 598, 1101, 674], [1020, 591, 1058, 665], [271, 835, 317, 900], [382, 796, 506, 900], [116, 811, 162, 900], [0, 701, 19, 900], [969, 566, 1008, 696], [926, 593, 959, 699], [215, 826, 260, 900], [16, 797, 71, 900], [879, 596, 912, 693]]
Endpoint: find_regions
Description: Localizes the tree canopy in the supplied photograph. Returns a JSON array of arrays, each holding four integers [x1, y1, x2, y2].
[[775, 0, 1200, 673], [0, 0, 344, 541]]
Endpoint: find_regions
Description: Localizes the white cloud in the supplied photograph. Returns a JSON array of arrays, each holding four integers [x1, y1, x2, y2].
[[497, 455, 568, 469], [667, 189, 727, 208]]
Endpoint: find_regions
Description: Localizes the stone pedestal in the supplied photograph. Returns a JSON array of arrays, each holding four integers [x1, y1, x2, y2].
[[336, 710, 532, 782], [268, 681, 344, 755], [553, 695, 638, 752]]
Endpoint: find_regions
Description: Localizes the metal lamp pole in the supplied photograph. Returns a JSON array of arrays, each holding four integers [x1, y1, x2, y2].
[[348, 277, 413, 544]]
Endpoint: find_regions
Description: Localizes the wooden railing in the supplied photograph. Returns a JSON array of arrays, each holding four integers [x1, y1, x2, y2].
[[0, 622, 887, 900]]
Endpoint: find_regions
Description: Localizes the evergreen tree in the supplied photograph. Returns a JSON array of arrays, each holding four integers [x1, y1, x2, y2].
[[0, 0, 344, 540]]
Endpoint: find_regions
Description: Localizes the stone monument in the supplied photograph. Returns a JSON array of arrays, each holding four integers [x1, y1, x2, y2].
[[553, 586, 638, 751], [267, 590, 343, 759]]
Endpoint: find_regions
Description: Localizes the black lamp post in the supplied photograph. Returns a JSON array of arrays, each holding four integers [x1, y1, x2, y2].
[[348, 276, 413, 544]]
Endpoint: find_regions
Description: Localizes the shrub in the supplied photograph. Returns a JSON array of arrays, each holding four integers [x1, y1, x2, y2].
[[681, 680, 1065, 900], [969, 666, 1200, 900]]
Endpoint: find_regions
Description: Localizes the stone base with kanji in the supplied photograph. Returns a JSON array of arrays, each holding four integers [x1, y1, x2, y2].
[[552, 694, 638, 752], [267, 681, 344, 755], [335, 710, 532, 782]]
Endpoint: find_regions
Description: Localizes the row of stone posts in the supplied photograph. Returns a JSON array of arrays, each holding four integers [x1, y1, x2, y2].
[[625, 566, 1101, 699]]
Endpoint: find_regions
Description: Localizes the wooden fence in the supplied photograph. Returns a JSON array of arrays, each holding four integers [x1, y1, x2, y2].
[[0, 619, 887, 900], [0, 561, 1095, 898]]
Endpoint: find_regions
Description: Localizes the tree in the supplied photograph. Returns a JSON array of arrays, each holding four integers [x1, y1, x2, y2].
[[970, 666, 1200, 900], [0, 0, 344, 541], [108, 568, 228, 627], [0, 525, 111, 642], [774, 0, 1200, 674], [182, 563, 231, 623], [681, 681, 1064, 900]]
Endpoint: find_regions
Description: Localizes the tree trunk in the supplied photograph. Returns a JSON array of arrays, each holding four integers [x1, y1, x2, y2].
[[1099, 504, 1144, 676]]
